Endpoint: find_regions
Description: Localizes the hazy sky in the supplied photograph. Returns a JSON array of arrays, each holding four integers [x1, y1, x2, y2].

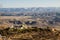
[[0, 0, 60, 8]]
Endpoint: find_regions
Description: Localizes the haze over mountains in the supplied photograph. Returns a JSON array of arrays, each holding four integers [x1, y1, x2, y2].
[[0, 7, 60, 16], [0, 7, 60, 12]]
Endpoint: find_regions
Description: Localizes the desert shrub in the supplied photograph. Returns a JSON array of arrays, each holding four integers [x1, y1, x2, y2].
[[30, 28, 38, 32], [0, 30, 8, 36], [39, 28, 44, 31], [0, 28, 10, 36], [8, 28, 14, 32]]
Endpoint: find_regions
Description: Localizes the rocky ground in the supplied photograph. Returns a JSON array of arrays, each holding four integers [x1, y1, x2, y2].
[[0, 27, 60, 40]]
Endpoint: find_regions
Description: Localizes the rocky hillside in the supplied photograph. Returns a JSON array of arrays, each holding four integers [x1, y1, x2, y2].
[[0, 27, 60, 40]]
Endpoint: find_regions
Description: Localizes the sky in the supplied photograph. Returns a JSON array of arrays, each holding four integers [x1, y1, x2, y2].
[[0, 0, 60, 8]]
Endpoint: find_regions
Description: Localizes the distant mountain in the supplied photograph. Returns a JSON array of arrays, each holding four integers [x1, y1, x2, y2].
[[0, 7, 60, 17], [0, 7, 60, 13], [0, 7, 60, 24]]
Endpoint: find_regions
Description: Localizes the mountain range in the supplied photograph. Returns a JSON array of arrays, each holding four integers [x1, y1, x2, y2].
[[0, 7, 60, 17]]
